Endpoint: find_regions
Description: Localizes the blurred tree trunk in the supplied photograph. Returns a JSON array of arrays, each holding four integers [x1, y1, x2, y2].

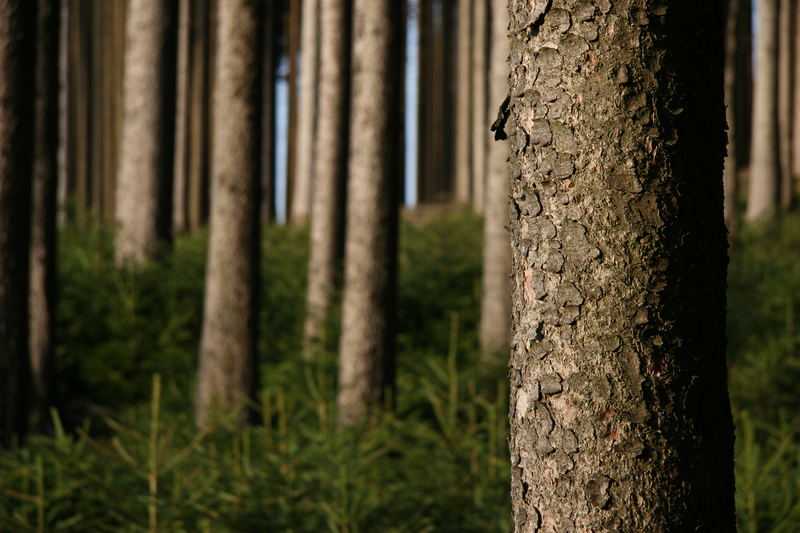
[[778, 0, 794, 209], [172, 0, 191, 233], [724, 0, 748, 232], [303, 0, 351, 357], [746, 0, 780, 223], [507, 1, 735, 529], [66, 0, 89, 223], [471, 0, 487, 212], [454, 0, 472, 204], [0, 0, 34, 447], [57, 0, 68, 228], [115, 0, 177, 264], [286, 0, 300, 220], [260, 0, 280, 224], [479, 0, 510, 360], [30, 0, 60, 426], [187, 0, 212, 232], [337, 0, 402, 426], [794, 0, 800, 192], [290, 0, 319, 224], [195, 0, 262, 428]]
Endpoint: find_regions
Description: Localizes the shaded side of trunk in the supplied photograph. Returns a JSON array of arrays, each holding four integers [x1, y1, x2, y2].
[[260, 0, 280, 224], [507, 1, 735, 529], [794, 0, 800, 190], [285, 0, 300, 219], [479, 0, 510, 360], [57, 0, 68, 227], [724, 0, 740, 230], [454, 0, 472, 204], [746, 0, 780, 222], [303, 0, 351, 356], [66, 0, 89, 223], [115, 0, 177, 264], [0, 0, 35, 447], [172, 0, 191, 233], [337, 0, 402, 426], [289, 0, 319, 224], [470, 0, 487, 212], [30, 0, 59, 425], [195, 0, 262, 428], [187, 0, 212, 232], [778, 0, 794, 208]]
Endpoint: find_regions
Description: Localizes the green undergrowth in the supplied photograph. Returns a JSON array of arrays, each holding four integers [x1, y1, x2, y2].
[[1, 209, 799, 531]]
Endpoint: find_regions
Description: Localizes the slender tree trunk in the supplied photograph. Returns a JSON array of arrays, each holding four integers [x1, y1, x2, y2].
[[794, 0, 800, 191], [303, 0, 351, 357], [187, 0, 211, 232], [57, 0, 68, 228], [115, 0, 177, 264], [67, 0, 89, 223], [337, 0, 402, 426], [290, 0, 319, 224], [507, 2, 735, 529], [0, 0, 34, 447], [471, 0, 487, 212], [285, 0, 300, 220], [746, 0, 780, 222], [479, 0, 511, 360], [30, 0, 59, 425], [454, 0, 472, 204], [260, 0, 280, 224], [195, 0, 262, 429], [724, 0, 740, 230], [173, 0, 191, 233], [416, 0, 431, 203], [778, 0, 794, 209]]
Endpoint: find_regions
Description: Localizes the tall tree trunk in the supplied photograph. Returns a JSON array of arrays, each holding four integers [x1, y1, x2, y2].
[[454, 0, 472, 204], [66, 0, 89, 223], [187, 0, 212, 233], [724, 0, 741, 230], [506, 1, 735, 529], [260, 0, 280, 224], [195, 0, 262, 428], [746, 0, 780, 222], [289, 0, 319, 224], [285, 0, 300, 220], [794, 0, 800, 191], [30, 0, 59, 425], [115, 0, 177, 264], [173, 0, 191, 233], [778, 0, 794, 209], [303, 0, 351, 357], [471, 0, 487, 212], [0, 0, 34, 447], [479, 0, 511, 360], [57, 0, 68, 228], [337, 0, 402, 426]]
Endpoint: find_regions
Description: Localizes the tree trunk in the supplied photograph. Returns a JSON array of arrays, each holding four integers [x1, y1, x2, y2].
[[195, 0, 262, 429], [57, 0, 68, 228], [187, 0, 212, 233], [778, 0, 794, 209], [479, 0, 510, 360], [289, 0, 319, 224], [471, 0, 487, 212], [260, 0, 280, 224], [454, 0, 472, 204], [30, 0, 59, 425], [337, 0, 402, 426], [285, 0, 300, 221], [0, 0, 34, 447], [303, 0, 350, 357], [115, 0, 177, 264], [173, 0, 191, 233], [746, 0, 780, 222], [506, 1, 735, 529], [794, 0, 800, 192], [724, 0, 741, 230]]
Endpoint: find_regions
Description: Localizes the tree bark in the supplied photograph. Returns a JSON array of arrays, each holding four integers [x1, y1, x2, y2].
[[479, 0, 511, 359], [724, 0, 741, 230], [285, 0, 300, 220], [30, 0, 59, 425], [187, 0, 212, 233], [454, 0, 473, 204], [195, 0, 262, 429], [303, 0, 350, 357], [260, 0, 280, 224], [57, 0, 68, 228], [746, 0, 780, 222], [0, 0, 34, 447], [289, 0, 319, 224], [471, 0, 488, 212], [794, 0, 800, 192], [506, 1, 735, 530], [115, 0, 177, 264], [173, 0, 191, 233], [778, 0, 794, 209], [337, 0, 402, 426]]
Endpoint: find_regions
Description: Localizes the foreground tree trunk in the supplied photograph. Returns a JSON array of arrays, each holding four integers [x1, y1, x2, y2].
[[479, 0, 511, 359], [337, 0, 402, 426], [195, 0, 262, 429], [0, 0, 34, 447], [303, 0, 350, 357], [506, 2, 735, 529], [115, 0, 177, 264], [746, 0, 780, 223], [454, 0, 472, 204], [30, 0, 59, 424]]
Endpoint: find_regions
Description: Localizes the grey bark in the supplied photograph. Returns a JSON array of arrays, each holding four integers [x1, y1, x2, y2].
[[746, 0, 780, 222], [0, 0, 34, 447], [115, 0, 177, 264], [30, 0, 59, 424], [337, 0, 402, 426], [506, 1, 735, 530], [479, 0, 511, 359], [303, 0, 350, 357], [455, 0, 472, 204], [290, 0, 319, 224], [778, 0, 794, 208], [471, 0, 488, 212], [173, 0, 191, 233], [195, 0, 262, 429]]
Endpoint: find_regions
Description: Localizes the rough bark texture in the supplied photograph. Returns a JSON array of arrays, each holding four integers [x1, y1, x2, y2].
[[479, 0, 511, 359], [746, 0, 780, 222], [290, 0, 319, 224], [455, 0, 473, 204], [778, 0, 794, 209], [115, 0, 177, 264], [195, 0, 262, 429], [0, 0, 34, 447], [506, 1, 735, 530], [337, 0, 402, 426], [30, 0, 59, 424], [303, 0, 350, 357], [471, 0, 488, 212]]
